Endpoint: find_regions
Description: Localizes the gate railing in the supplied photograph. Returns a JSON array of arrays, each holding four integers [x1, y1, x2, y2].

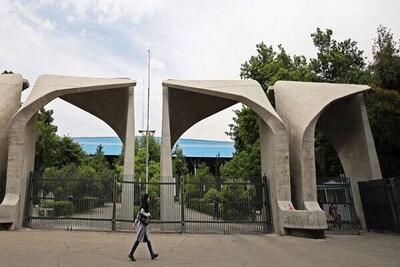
[[25, 172, 272, 234], [358, 177, 400, 233], [317, 176, 360, 234]]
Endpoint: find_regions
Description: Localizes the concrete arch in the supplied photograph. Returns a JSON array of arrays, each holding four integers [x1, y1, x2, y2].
[[161, 80, 327, 235], [0, 75, 136, 228], [273, 81, 382, 229]]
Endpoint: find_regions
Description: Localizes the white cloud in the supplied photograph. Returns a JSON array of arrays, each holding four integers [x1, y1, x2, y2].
[[37, 0, 162, 24], [0, 0, 149, 137], [1, 0, 400, 141]]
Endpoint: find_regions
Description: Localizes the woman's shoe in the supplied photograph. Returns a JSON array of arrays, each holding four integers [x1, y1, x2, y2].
[[151, 253, 159, 260], [128, 253, 136, 261]]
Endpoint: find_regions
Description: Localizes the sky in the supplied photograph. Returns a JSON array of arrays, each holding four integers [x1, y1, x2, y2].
[[1, 0, 399, 141]]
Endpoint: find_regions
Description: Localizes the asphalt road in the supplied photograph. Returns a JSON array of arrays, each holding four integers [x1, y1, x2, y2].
[[0, 229, 399, 267]]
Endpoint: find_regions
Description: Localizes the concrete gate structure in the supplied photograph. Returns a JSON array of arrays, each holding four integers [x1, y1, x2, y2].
[[0, 73, 383, 236], [0, 74, 136, 229], [160, 80, 328, 235], [273, 81, 382, 230]]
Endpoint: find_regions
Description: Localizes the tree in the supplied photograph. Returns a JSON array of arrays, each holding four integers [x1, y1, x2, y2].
[[366, 26, 400, 177], [240, 43, 317, 91], [172, 145, 188, 178], [224, 43, 317, 180], [309, 28, 375, 177], [133, 135, 161, 181], [88, 145, 107, 169], [365, 88, 400, 177], [35, 108, 86, 171], [227, 28, 378, 180], [220, 141, 261, 180], [35, 108, 60, 171], [54, 136, 86, 168], [135, 135, 160, 162], [371, 25, 400, 91], [310, 28, 371, 84]]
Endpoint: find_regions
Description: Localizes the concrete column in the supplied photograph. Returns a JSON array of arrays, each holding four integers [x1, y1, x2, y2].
[[259, 117, 294, 235], [160, 86, 175, 225], [0, 74, 24, 202], [121, 86, 135, 220], [259, 120, 280, 233], [17, 115, 37, 227], [319, 94, 382, 229]]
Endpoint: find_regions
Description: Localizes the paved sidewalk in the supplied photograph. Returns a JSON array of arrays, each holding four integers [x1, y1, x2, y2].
[[0, 229, 399, 267]]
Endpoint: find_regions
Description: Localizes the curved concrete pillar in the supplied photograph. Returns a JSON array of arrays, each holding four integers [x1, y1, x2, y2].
[[274, 81, 382, 229], [0, 74, 26, 202], [317, 94, 382, 229], [161, 80, 327, 235], [0, 75, 136, 228]]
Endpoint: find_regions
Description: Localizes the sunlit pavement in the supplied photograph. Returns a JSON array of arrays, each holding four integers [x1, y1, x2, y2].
[[0, 229, 399, 267]]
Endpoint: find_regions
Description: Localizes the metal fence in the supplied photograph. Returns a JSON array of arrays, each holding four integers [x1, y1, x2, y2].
[[25, 172, 272, 234], [358, 177, 400, 233], [317, 176, 360, 234], [181, 176, 272, 233], [26, 172, 113, 230]]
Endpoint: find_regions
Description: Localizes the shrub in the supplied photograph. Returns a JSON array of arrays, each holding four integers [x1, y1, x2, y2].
[[186, 198, 214, 216], [41, 201, 74, 217], [72, 196, 100, 212]]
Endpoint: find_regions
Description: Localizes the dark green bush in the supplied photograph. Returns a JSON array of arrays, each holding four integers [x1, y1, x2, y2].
[[72, 196, 100, 212], [186, 198, 214, 216], [41, 201, 74, 217]]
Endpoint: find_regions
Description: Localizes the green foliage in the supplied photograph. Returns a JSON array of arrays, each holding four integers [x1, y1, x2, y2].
[[186, 198, 213, 215], [35, 108, 59, 171], [230, 39, 318, 180], [220, 141, 261, 180], [135, 135, 160, 162], [172, 145, 188, 177], [227, 107, 260, 153], [310, 28, 372, 176], [82, 144, 110, 172], [35, 108, 86, 172], [314, 131, 344, 177], [134, 149, 160, 182], [310, 28, 371, 84], [366, 88, 400, 177], [185, 163, 213, 198], [235, 36, 336, 180], [72, 196, 102, 213], [372, 25, 400, 90], [183, 165, 258, 221], [230, 26, 400, 180], [240, 43, 317, 90], [220, 182, 256, 221], [42, 159, 114, 208], [118, 135, 162, 181], [41, 201, 74, 217], [203, 188, 221, 202]]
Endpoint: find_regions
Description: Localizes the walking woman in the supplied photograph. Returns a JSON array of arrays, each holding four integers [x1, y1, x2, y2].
[[128, 193, 159, 261]]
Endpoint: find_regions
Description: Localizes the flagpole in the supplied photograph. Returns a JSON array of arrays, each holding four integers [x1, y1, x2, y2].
[[145, 49, 151, 194]]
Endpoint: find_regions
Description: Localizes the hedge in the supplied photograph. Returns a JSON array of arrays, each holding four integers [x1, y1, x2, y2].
[[72, 196, 102, 212], [41, 201, 74, 217]]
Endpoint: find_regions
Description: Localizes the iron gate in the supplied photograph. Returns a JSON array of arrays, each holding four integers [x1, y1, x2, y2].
[[358, 177, 400, 233], [317, 176, 359, 234], [25, 172, 272, 233]]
